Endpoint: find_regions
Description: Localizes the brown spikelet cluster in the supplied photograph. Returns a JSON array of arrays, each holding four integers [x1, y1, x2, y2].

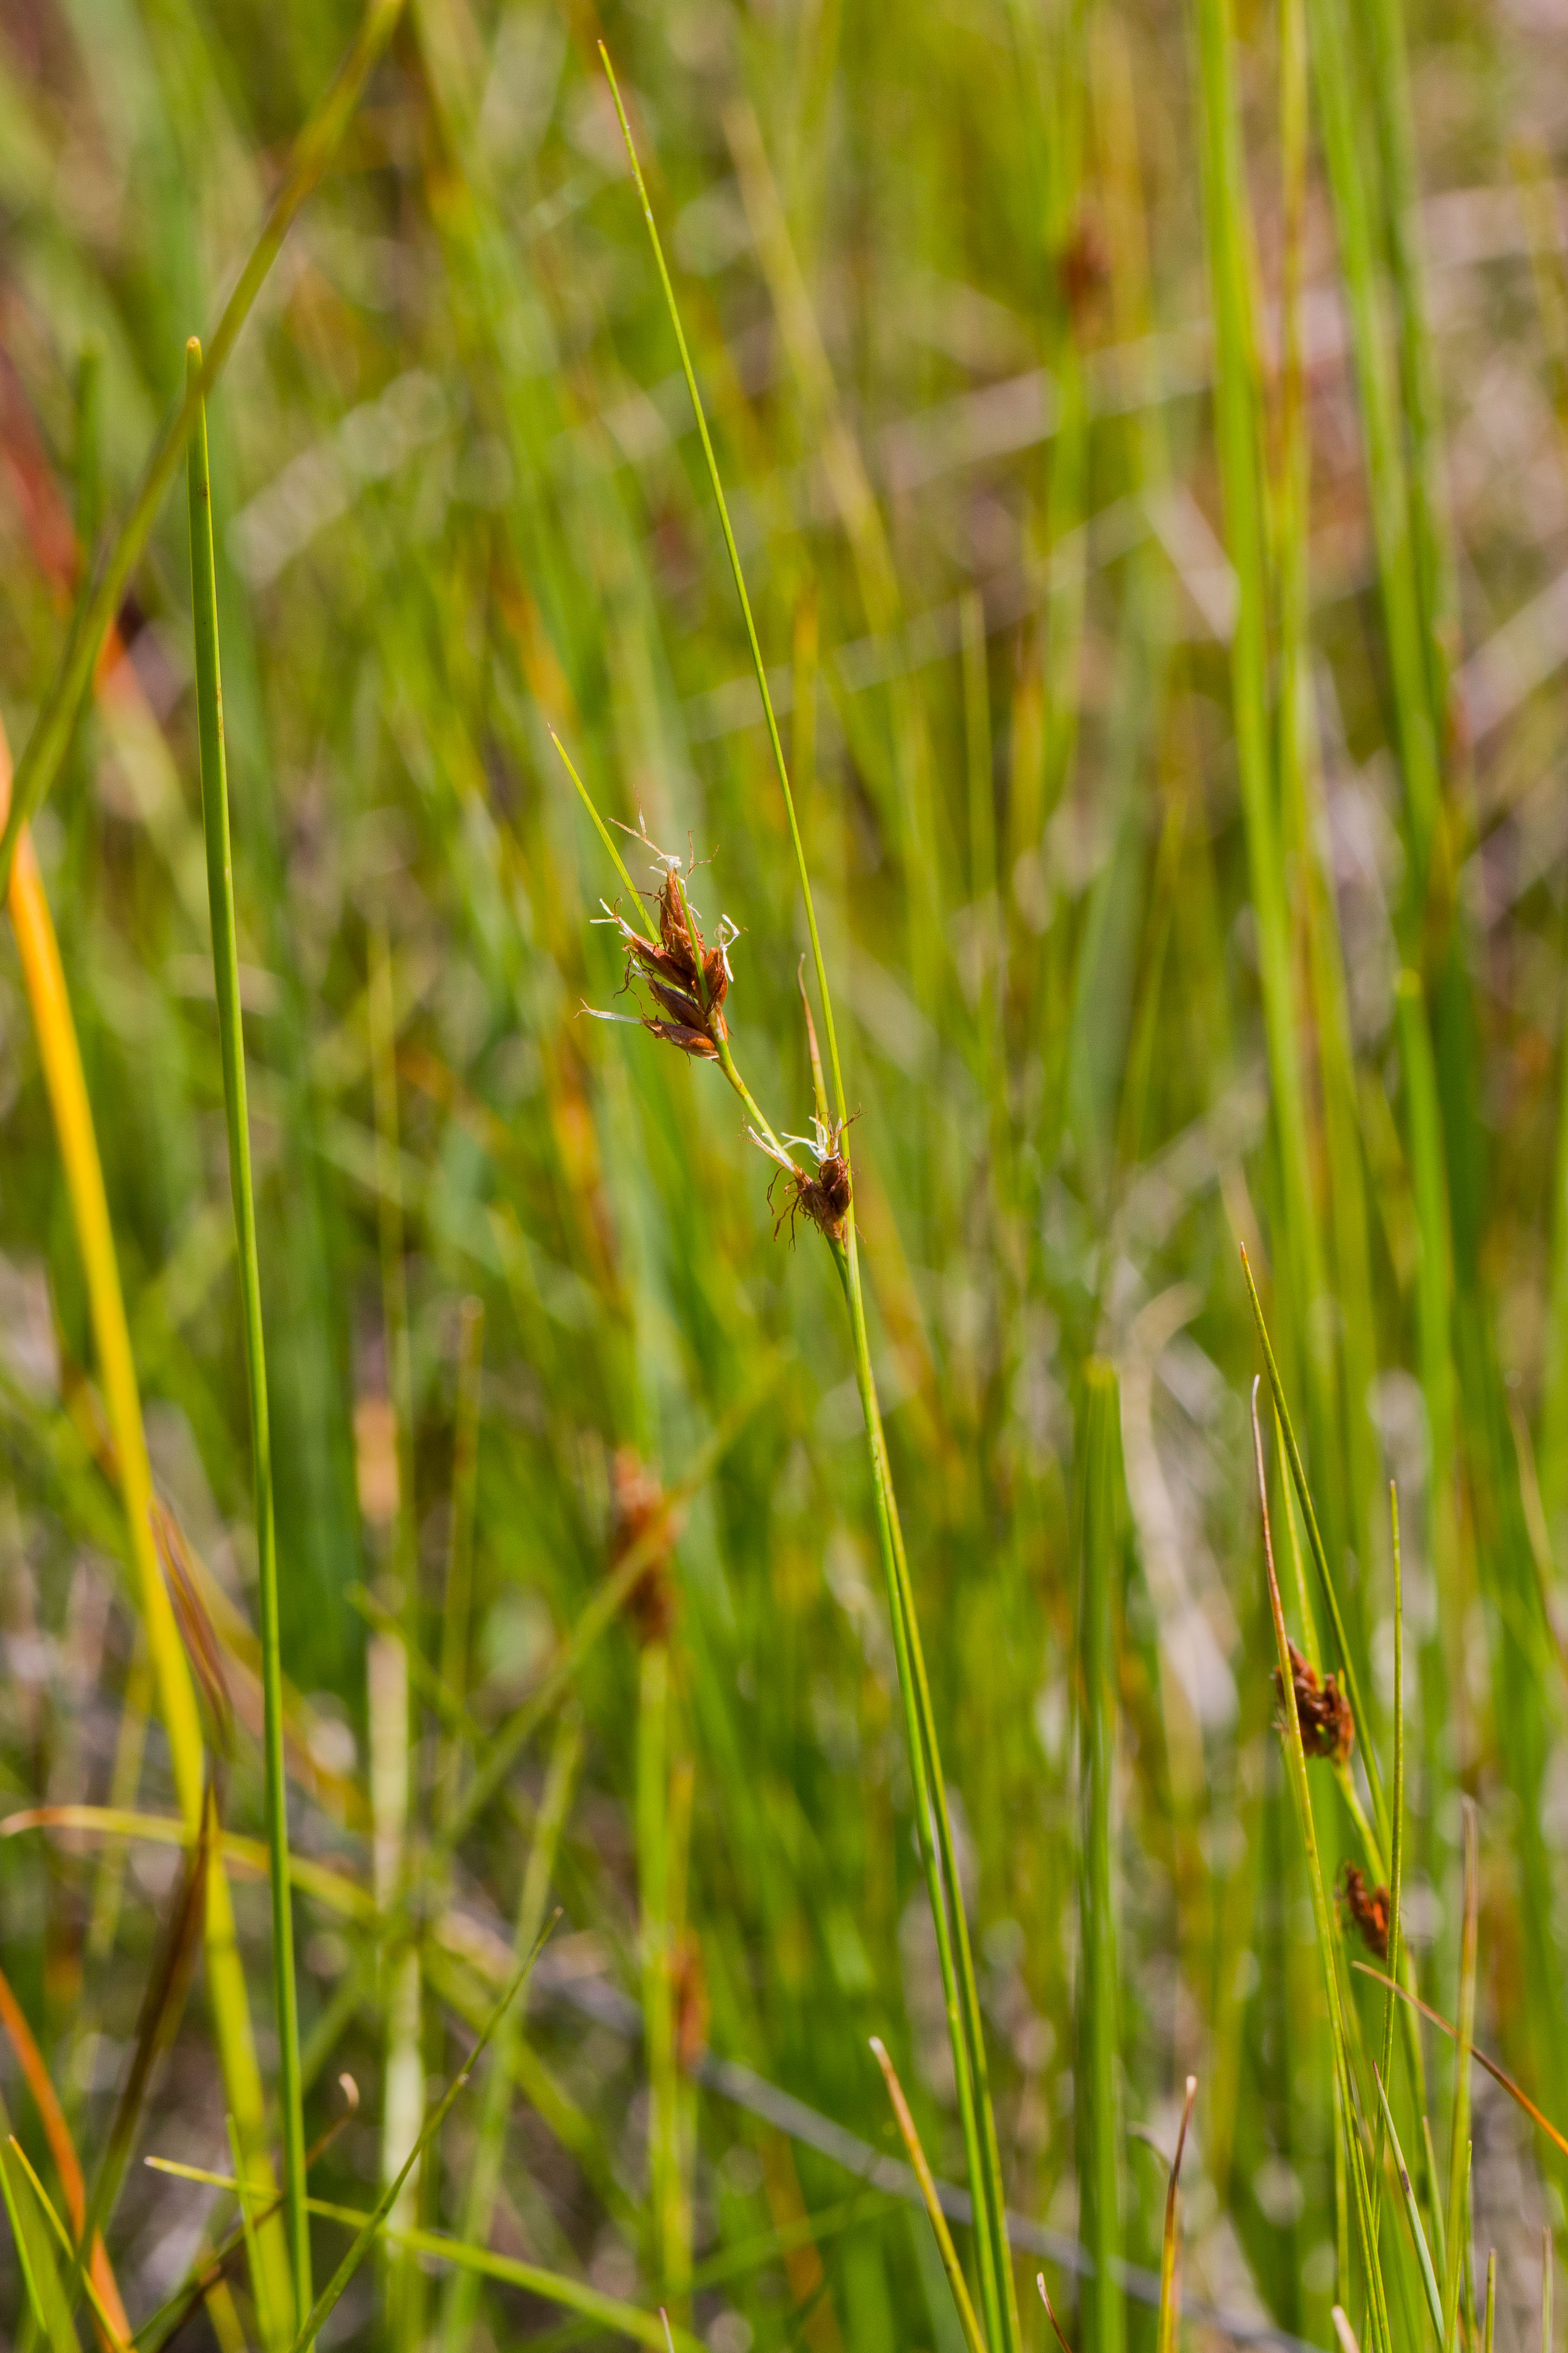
[[753, 1112, 854, 1245], [611, 1448, 678, 1644], [598, 854, 734, 1060], [1339, 1862, 1390, 1959], [1274, 1638, 1354, 1764], [672, 1928, 710, 2073]]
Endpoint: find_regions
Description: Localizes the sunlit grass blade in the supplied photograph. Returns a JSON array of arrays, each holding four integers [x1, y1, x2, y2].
[[1444, 1802, 1478, 2349], [0, 0, 406, 896], [1156, 2077, 1197, 2353], [1370, 2070, 1443, 2338], [0, 715, 282, 2313], [187, 335, 309, 2334], [290, 1921, 555, 2352], [1, 2140, 79, 2353], [869, 2038, 988, 2353], [1251, 1384, 1390, 2353], [1242, 1251, 1387, 1841], [1354, 1962, 1568, 2163], [5, 2139, 128, 2353], [1485, 2249, 1497, 2353]]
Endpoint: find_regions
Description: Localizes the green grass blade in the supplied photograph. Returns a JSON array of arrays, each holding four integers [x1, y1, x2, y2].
[[186, 335, 310, 2336], [1370, 2072, 1443, 2339], [1251, 1385, 1390, 2353], [1, 2143, 79, 2353], [291, 1926, 553, 2351], [870, 2039, 990, 2353], [440, 1707, 584, 2353], [1155, 2078, 1197, 2353], [1079, 1363, 1125, 2353], [0, 0, 406, 898], [1443, 1804, 1479, 2350]]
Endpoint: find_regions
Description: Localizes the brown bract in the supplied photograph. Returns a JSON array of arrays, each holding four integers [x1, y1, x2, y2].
[[1274, 1638, 1354, 1765], [611, 1447, 678, 1644], [1340, 1862, 1390, 1959]]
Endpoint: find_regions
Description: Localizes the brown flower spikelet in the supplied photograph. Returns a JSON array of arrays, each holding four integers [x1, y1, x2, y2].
[[615, 861, 729, 1058], [1273, 1638, 1354, 1765], [1340, 1862, 1390, 1959], [611, 1448, 678, 1644]]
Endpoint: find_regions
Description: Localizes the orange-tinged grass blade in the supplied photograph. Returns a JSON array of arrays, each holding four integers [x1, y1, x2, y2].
[[0, 716, 285, 2322], [1156, 2079, 1197, 2353], [0, 1965, 129, 2344], [869, 2039, 990, 2353], [1352, 1961, 1568, 2158]]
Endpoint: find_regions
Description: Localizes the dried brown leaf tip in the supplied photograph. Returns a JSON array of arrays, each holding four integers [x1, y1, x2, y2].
[[1338, 1862, 1390, 1959], [611, 1447, 678, 1645], [1274, 1637, 1354, 1765], [588, 834, 738, 1062], [748, 1114, 853, 1244]]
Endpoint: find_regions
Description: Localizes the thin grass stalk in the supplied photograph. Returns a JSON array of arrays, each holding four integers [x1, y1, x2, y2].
[[0, 0, 405, 896], [1156, 2079, 1197, 2353], [598, 55, 1018, 2353], [1543, 2227, 1553, 2353], [186, 338, 309, 2333], [1358, 0, 1454, 733], [1079, 1364, 1125, 2353], [1194, 0, 1336, 1579], [1485, 2249, 1497, 2353], [291, 1930, 550, 2352], [1242, 1256, 1389, 1846], [1443, 1803, 1479, 2350], [1299, 0, 1440, 886], [1370, 1488, 1405, 2255], [638, 1639, 691, 2307], [1251, 1388, 1391, 2353], [440, 1708, 583, 2353], [0, 722, 286, 2323], [870, 2039, 989, 2353]]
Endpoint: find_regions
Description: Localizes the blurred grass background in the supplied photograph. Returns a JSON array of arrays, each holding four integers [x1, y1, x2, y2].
[[3, 0, 1568, 2346]]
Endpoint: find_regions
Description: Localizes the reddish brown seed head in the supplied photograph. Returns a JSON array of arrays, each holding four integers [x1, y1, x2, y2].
[[611, 1448, 678, 1643], [1340, 1863, 1390, 1959], [1273, 1638, 1355, 1765]]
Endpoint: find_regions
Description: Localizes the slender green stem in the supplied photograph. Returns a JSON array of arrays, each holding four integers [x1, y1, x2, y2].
[[186, 339, 309, 2336], [596, 55, 1018, 2353], [0, 0, 406, 900], [1443, 1802, 1479, 2350], [1370, 1487, 1405, 2260], [1079, 1364, 1125, 2353], [1252, 1388, 1390, 2353]]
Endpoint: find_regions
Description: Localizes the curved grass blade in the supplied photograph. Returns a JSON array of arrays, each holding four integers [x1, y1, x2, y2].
[[1444, 1803, 1479, 2350], [1370, 2071, 1443, 2338], [1156, 2080, 1197, 2353], [7, 2139, 129, 2352], [187, 338, 309, 2328], [288, 1919, 556, 2350], [1252, 1384, 1391, 2353], [1038, 2272, 1076, 2353], [2, 2140, 79, 2353], [870, 2039, 989, 2353], [0, 1962, 129, 2343], [1351, 1967, 1568, 2161], [1242, 1252, 1387, 1842]]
